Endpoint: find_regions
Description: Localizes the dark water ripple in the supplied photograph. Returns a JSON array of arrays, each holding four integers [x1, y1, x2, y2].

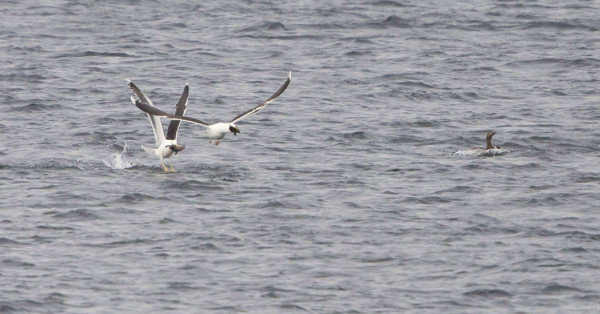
[[1, 0, 599, 312]]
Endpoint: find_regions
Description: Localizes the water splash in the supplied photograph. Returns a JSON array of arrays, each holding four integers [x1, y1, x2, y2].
[[455, 148, 510, 157], [103, 142, 136, 169]]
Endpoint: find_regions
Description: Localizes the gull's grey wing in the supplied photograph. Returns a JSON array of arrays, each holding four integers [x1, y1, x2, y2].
[[166, 83, 189, 141], [132, 97, 210, 128], [127, 80, 165, 146], [229, 71, 291, 123], [128, 79, 154, 107]]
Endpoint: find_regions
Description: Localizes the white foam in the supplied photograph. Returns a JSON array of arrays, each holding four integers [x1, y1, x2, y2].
[[454, 148, 509, 157], [103, 142, 137, 169]]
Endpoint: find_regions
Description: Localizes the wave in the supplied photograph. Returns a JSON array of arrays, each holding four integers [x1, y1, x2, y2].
[[464, 289, 512, 297], [541, 283, 583, 294], [0, 73, 46, 82], [54, 51, 133, 58], [6, 159, 100, 171], [372, 15, 411, 28], [0, 237, 20, 245], [369, 1, 409, 7], [7, 103, 67, 113], [506, 57, 599, 68], [157, 22, 187, 30], [521, 21, 597, 31], [342, 131, 370, 140], [238, 21, 286, 33], [52, 208, 100, 220], [343, 50, 373, 57], [164, 179, 225, 191], [85, 131, 119, 146], [119, 192, 163, 203], [352, 37, 374, 44], [236, 34, 322, 40]]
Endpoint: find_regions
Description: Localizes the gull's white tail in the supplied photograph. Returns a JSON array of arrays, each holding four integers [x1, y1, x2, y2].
[[141, 145, 157, 156]]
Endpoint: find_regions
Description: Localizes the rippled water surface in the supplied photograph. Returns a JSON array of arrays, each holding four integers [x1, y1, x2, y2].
[[1, 0, 599, 312]]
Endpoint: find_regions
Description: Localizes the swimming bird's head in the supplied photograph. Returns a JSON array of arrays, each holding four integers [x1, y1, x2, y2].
[[229, 124, 240, 136], [486, 131, 496, 140], [168, 144, 185, 154]]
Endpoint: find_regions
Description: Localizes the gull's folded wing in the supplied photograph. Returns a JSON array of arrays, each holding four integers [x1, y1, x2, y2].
[[166, 83, 189, 141], [128, 80, 165, 146]]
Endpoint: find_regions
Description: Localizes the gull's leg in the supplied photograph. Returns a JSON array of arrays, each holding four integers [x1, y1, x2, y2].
[[160, 158, 169, 173], [209, 139, 212, 144], [215, 140, 220, 146], [169, 158, 175, 173]]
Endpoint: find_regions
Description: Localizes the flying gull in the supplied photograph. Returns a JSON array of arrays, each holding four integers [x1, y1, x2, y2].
[[132, 71, 291, 145], [128, 80, 188, 172]]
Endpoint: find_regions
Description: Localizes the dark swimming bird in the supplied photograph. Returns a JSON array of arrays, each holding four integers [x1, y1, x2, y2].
[[475, 131, 500, 150], [131, 71, 291, 146], [128, 80, 188, 173]]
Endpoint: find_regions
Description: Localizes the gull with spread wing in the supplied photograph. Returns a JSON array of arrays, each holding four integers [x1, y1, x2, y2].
[[128, 80, 188, 172], [131, 71, 291, 146]]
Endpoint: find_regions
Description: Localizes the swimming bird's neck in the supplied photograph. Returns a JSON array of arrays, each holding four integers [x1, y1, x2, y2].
[[486, 137, 494, 149]]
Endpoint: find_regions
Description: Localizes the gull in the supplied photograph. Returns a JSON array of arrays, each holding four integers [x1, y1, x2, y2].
[[131, 71, 291, 146], [127, 80, 188, 173]]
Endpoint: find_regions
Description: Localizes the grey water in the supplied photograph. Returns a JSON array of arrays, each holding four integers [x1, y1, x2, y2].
[[1, 0, 599, 312]]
